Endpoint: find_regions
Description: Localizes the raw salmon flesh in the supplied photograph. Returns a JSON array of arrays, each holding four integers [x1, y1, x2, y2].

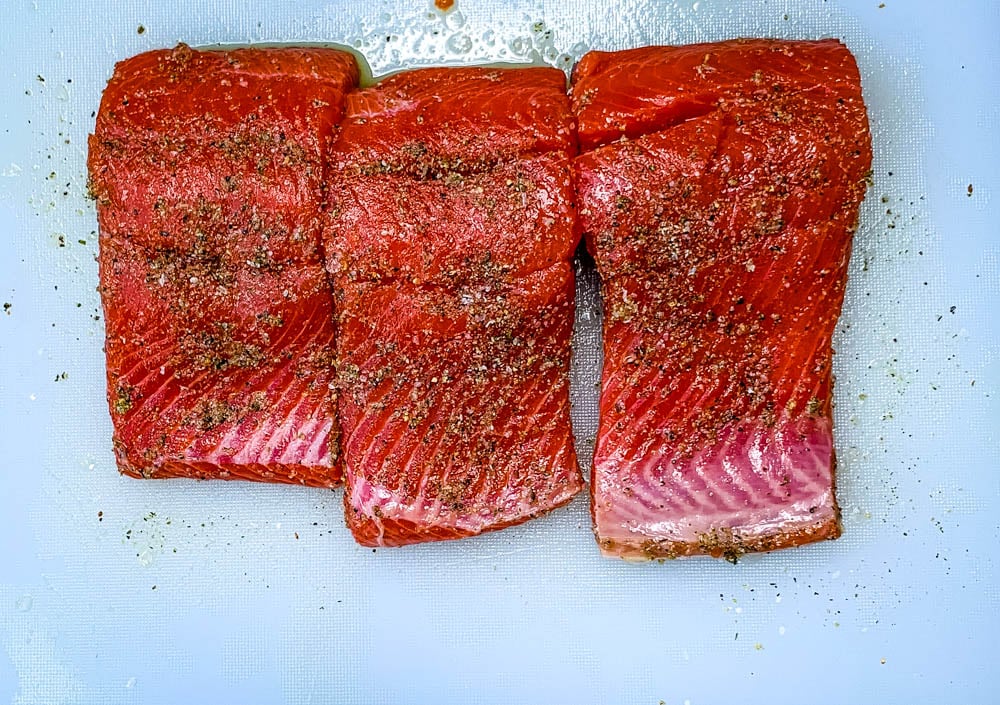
[[89, 45, 358, 486], [89, 40, 871, 556], [325, 67, 584, 545], [572, 39, 872, 559]]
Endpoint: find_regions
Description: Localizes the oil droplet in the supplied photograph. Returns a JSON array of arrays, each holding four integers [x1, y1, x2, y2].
[[137, 549, 154, 566], [445, 33, 473, 55], [509, 37, 529, 55], [15, 595, 33, 612], [126, 677, 136, 688], [444, 10, 466, 29]]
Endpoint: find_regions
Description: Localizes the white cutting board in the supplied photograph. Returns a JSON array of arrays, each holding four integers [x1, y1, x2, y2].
[[1, 1, 997, 703]]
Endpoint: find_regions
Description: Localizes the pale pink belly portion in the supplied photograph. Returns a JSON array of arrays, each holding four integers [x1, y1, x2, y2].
[[593, 416, 839, 560]]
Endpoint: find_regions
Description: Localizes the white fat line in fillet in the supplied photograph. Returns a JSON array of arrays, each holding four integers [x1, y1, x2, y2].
[[744, 425, 802, 508], [242, 378, 315, 463], [750, 221, 837, 316], [728, 433, 796, 508], [598, 451, 704, 527], [657, 380, 748, 514], [132, 283, 334, 429], [614, 455, 688, 520], [360, 296, 556, 478], [118, 354, 182, 409], [505, 370, 567, 453], [350, 350, 456, 484], [588, 326, 648, 418], [279, 408, 334, 467], [611, 450, 703, 516], [273, 402, 323, 467], [595, 253, 739, 425], [220, 360, 305, 461], [389, 365, 472, 481], [394, 364, 546, 522], [113, 334, 173, 384], [255, 389, 313, 463], [218, 303, 337, 449], [779, 422, 834, 499], [346, 370, 402, 479]]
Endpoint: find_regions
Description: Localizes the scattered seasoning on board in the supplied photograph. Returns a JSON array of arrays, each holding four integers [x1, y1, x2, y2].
[[967, 183, 973, 197], [137, 24, 145, 35]]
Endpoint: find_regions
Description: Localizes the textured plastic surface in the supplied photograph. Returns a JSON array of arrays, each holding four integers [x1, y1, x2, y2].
[[0, 1, 997, 703]]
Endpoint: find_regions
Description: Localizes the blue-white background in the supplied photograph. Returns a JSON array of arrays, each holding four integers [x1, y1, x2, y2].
[[1, 1, 997, 703]]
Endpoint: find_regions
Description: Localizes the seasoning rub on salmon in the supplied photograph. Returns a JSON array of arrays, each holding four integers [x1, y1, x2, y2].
[[572, 40, 872, 559], [326, 67, 584, 546], [88, 45, 358, 486]]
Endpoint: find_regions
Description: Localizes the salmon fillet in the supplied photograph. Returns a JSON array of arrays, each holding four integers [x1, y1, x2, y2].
[[572, 40, 872, 559], [325, 67, 584, 546], [88, 44, 358, 486]]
